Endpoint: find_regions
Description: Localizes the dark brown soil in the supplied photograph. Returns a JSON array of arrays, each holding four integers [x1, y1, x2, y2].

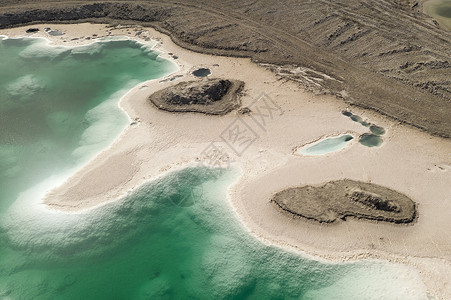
[[149, 78, 243, 115], [1, 0, 450, 137], [271, 179, 417, 224]]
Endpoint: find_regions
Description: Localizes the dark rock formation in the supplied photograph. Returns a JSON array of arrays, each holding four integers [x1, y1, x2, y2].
[[149, 78, 243, 115], [271, 179, 417, 224], [25, 27, 39, 33], [238, 107, 251, 115], [349, 190, 400, 213], [192, 68, 211, 77]]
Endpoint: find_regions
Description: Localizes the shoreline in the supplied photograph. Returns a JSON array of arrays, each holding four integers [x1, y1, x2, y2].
[[0, 23, 181, 212], [1, 23, 451, 299]]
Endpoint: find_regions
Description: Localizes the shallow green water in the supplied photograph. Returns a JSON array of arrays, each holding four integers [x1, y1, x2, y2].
[[435, 0, 451, 18], [0, 37, 431, 299], [299, 134, 353, 156], [341, 111, 385, 147], [0, 36, 176, 211], [0, 168, 430, 299]]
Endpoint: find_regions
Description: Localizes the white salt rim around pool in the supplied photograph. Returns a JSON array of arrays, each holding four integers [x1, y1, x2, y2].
[[294, 132, 356, 156]]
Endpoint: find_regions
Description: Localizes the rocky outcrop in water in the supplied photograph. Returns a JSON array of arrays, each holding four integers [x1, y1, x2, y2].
[[149, 78, 243, 115], [271, 179, 417, 224]]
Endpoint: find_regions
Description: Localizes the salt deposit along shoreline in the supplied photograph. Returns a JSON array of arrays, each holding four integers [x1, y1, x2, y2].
[[1, 23, 451, 299]]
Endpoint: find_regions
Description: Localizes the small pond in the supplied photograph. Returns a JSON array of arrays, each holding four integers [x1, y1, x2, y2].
[[192, 68, 211, 77], [296, 134, 354, 156]]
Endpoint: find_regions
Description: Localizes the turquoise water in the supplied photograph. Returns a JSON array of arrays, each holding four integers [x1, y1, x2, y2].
[[0, 37, 430, 299], [0, 36, 176, 211], [369, 125, 386, 136], [299, 134, 354, 156], [192, 68, 211, 77]]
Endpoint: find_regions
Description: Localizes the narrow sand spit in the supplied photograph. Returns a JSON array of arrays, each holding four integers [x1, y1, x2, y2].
[[2, 23, 451, 299]]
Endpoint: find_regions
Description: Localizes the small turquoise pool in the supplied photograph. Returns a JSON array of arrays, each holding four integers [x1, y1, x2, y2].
[[342, 111, 386, 147], [297, 134, 354, 156]]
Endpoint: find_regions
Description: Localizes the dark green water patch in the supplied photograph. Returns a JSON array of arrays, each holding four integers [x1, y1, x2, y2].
[[436, 2, 451, 18], [342, 110, 386, 144], [342, 111, 366, 126], [341, 110, 352, 117], [0, 37, 176, 210], [192, 68, 211, 77], [359, 133, 384, 147], [350, 114, 363, 123], [361, 121, 371, 127], [370, 125, 386, 136]]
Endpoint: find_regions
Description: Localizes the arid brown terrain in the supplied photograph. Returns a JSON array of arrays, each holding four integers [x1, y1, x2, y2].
[[1, 0, 450, 137]]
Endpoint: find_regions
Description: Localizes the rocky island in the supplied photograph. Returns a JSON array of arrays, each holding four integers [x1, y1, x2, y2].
[[148, 78, 244, 115], [271, 179, 417, 224]]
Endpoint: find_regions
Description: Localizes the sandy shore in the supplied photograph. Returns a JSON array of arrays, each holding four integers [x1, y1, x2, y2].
[[2, 23, 451, 299]]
